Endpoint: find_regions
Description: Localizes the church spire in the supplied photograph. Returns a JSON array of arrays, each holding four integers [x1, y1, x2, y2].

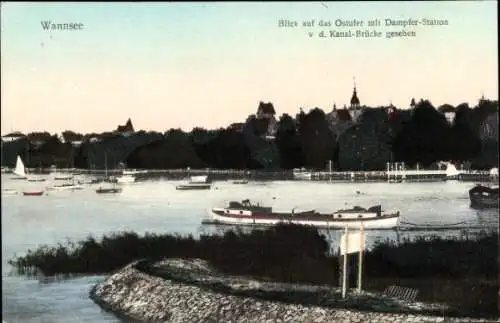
[[350, 76, 360, 108]]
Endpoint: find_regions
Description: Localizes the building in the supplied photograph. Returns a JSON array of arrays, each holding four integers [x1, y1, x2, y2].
[[348, 79, 363, 123], [1, 132, 26, 142], [437, 104, 456, 125], [116, 118, 135, 137], [255, 102, 278, 140], [326, 104, 353, 137], [228, 123, 245, 133]]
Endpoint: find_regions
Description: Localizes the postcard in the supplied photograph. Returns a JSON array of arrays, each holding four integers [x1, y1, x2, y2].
[[1, 2, 498, 322]]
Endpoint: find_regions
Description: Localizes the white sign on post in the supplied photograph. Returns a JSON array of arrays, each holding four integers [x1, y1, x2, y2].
[[340, 224, 366, 298], [340, 231, 365, 255]]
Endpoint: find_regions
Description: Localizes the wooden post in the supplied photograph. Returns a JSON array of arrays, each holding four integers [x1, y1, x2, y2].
[[342, 225, 349, 299], [357, 223, 364, 293]]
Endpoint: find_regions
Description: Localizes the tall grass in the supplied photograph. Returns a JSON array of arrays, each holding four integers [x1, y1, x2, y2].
[[8, 225, 498, 318]]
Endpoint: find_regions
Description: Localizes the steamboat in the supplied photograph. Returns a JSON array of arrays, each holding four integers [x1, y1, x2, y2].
[[206, 199, 400, 229]]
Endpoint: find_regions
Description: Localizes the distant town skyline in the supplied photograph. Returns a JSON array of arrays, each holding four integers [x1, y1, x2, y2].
[[1, 1, 498, 135]]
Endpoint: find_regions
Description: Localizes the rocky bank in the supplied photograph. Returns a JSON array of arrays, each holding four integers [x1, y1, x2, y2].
[[90, 259, 495, 323]]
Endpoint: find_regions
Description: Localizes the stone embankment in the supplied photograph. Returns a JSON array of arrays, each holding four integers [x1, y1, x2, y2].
[[90, 259, 495, 323]]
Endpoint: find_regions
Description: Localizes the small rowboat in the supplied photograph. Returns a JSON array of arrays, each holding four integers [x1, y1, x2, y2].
[[23, 191, 44, 196], [96, 187, 122, 194], [27, 177, 46, 182], [176, 183, 211, 190]]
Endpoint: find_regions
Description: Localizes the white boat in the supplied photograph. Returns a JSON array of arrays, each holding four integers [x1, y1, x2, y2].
[[207, 200, 400, 229], [51, 178, 84, 191], [293, 168, 312, 180], [53, 173, 73, 181], [122, 169, 146, 175], [2, 188, 18, 195], [51, 183, 84, 191], [176, 175, 211, 190], [11, 155, 27, 180], [116, 174, 136, 184]]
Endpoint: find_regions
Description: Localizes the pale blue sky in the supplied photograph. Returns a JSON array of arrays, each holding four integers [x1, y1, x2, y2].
[[1, 1, 498, 134]]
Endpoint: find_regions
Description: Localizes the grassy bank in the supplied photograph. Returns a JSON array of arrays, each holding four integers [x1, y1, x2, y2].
[[8, 224, 498, 318]]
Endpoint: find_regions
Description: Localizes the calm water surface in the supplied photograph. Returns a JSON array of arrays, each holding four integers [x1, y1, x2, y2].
[[2, 175, 498, 322]]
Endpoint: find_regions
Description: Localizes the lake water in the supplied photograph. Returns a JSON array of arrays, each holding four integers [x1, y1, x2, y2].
[[1, 175, 498, 322]]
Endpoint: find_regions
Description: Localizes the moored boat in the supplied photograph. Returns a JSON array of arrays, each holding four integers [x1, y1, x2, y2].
[[11, 155, 27, 180], [233, 180, 249, 184], [96, 187, 122, 194], [51, 181, 84, 191], [1, 166, 11, 174], [176, 175, 211, 190], [27, 176, 46, 182], [293, 168, 312, 180], [116, 174, 135, 184], [207, 200, 400, 229], [2, 188, 18, 195], [53, 174, 74, 181], [469, 184, 499, 209], [23, 190, 44, 196]]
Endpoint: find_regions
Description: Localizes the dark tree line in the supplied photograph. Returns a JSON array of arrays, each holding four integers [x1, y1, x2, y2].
[[1, 99, 498, 170]]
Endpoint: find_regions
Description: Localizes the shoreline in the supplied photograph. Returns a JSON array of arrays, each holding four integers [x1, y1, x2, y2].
[[2, 167, 497, 183], [89, 259, 495, 323]]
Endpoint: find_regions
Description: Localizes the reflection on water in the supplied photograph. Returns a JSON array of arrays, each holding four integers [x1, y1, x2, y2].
[[2, 175, 498, 322]]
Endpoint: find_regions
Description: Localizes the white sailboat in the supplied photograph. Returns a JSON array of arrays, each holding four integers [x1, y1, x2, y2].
[[11, 155, 27, 180]]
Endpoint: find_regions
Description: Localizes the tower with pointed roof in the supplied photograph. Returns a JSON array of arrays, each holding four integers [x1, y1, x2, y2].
[[348, 77, 363, 123], [350, 77, 360, 109]]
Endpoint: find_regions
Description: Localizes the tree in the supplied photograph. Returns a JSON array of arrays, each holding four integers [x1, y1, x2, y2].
[[297, 108, 336, 170], [391, 100, 453, 167], [276, 113, 305, 169]]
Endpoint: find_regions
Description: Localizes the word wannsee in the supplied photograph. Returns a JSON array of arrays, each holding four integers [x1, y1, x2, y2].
[[41, 21, 84, 30]]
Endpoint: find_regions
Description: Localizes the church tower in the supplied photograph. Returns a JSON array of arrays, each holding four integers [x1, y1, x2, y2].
[[350, 77, 360, 109], [349, 77, 362, 123]]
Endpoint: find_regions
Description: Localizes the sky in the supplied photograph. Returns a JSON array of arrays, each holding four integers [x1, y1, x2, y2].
[[1, 1, 498, 135]]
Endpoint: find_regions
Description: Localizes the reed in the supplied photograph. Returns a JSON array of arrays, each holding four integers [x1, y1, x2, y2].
[[8, 225, 498, 318]]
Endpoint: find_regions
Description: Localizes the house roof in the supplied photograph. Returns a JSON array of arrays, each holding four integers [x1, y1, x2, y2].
[[437, 104, 456, 113], [2, 132, 25, 138], [117, 118, 135, 133], [336, 109, 352, 122], [257, 102, 276, 115], [228, 123, 245, 131]]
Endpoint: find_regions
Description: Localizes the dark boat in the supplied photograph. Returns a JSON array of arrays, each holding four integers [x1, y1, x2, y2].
[[96, 187, 122, 194], [27, 178, 46, 182], [233, 180, 249, 184], [176, 183, 211, 190], [23, 191, 44, 196], [469, 185, 499, 209]]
